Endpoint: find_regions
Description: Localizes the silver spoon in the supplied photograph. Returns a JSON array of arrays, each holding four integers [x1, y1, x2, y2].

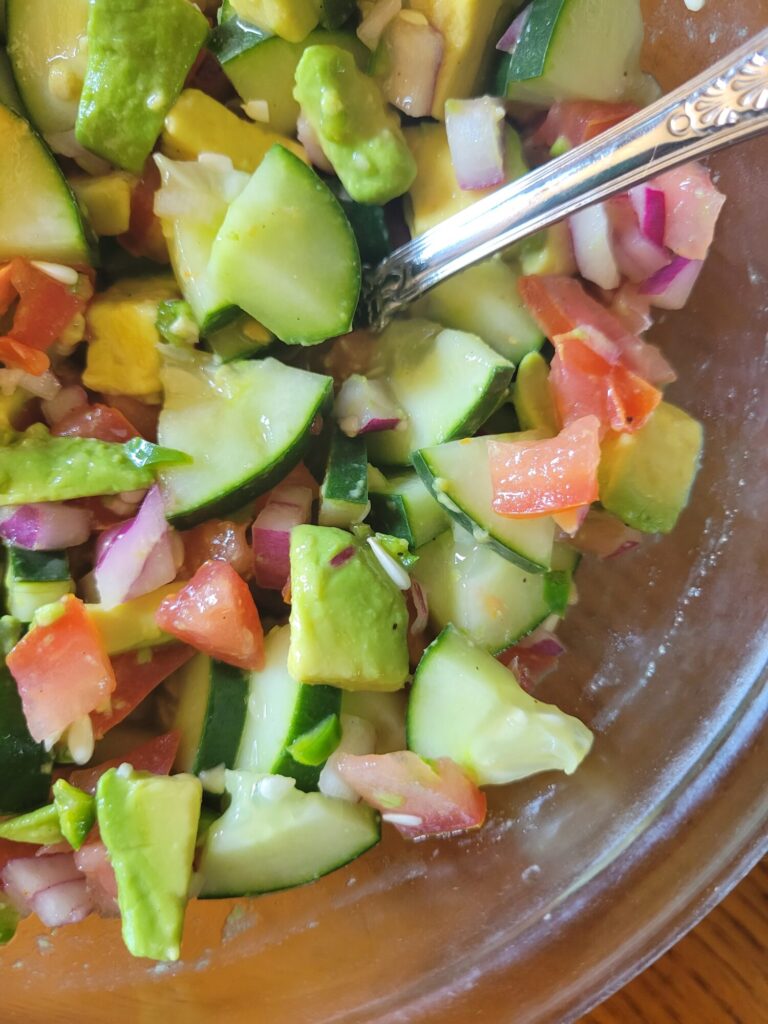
[[363, 28, 768, 331]]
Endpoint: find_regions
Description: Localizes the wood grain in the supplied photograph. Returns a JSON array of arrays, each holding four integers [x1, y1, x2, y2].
[[583, 862, 768, 1024]]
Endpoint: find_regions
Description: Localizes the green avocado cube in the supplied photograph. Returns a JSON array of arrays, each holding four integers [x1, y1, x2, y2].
[[598, 402, 704, 534], [76, 0, 209, 174], [293, 45, 416, 205], [288, 525, 409, 691], [97, 768, 202, 962]]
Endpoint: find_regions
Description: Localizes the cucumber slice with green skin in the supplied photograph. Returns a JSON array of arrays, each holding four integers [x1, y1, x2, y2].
[[0, 663, 52, 813], [318, 0, 356, 29], [235, 625, 342, 792], [163, 654, 249, 775], [341, 690, 406, 754], [0, 899, 19, 946], [6, 0, 88, 136], [4, 547, 73, 624], [500, 0, 646, 106], [0, 50, 23, 115], [154, 154, 249, 333], [210, 145, 361, 346], [411, 526, 563, 654], [412, 433, 555, 572], [414, 258, 544, 366], [513, 351, 559, 435], [158, 356, 332, 527], [327, 182, 392, 267], [211, 25, 367, 136], [205, 317, 278, 363], [199, 770, 380, 897], [407, 625, 593, 786], [319, 429, 369, 529], [365, 320, 514, 468], [0, 104, 91, 264], [367, 471, 449, 551]]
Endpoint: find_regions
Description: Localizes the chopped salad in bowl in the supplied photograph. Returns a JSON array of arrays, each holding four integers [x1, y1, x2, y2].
[[0, 0, 724, 962]]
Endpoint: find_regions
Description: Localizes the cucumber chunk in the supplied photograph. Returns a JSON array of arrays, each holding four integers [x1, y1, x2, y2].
[[235, 626, 342, 791], [0, 104, 90, 264], [367, 471, 449, 551], [407, 625, 593, 785], [319, 429, 369, 528], [209, 145, 361, 346], [0, 659, 53, 813], [158, 356, 332, 527], [6, 0, 89, 136], [513, 351, 559, 435], [501, 0, 647, 106], [0, 50, 23, 115], [4, 547, 74, 624], [162, 654, 249, 775], [364, 320, 514, 468], [412, 433, 555, 572], [414, 259, 544, 366], [199, 770, 380, 897], [411, 526, 566, 654]]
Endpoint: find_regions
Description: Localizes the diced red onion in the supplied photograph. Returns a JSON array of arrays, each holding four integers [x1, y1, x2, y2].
[[608, 195, 671, 284], [74, 842, 119, 918], [628, 185, 666, 246], [296, 112, 333, 174], [30, 878, 93, 928], [640, 256, 704, 310], [94, 486, 176, 609], [0, 502, 93, 550], [16, 369, 62, 400], [335, 375, 403, 438], [380, 15, 444, 118], [2, 853, 82, 904], [651, 163, 726, 261], [569, 203, 621, 290], [517, 627, 567, 659], [445, 96, 506, 191], [45, 131, 111, 176], [357, 0, 401, 50], [42, 385, 88, 427], [497, 6, 530, 53], [330, 545, 356, 568], [409, 579, 429, 635], [252, 484, 313, 590], [571, 508, 643, 559]]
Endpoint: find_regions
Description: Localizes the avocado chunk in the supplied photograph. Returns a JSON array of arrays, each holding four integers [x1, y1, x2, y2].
[[288, 525, 409, 691], [0, 427, 154, 505], [75, 0, 209, 174], [85, 584, 179, 655], [599, 402, 704, 534], [230, 0, 321, 42], [294, 44, 416, 205], [97, 767, 202, 962]]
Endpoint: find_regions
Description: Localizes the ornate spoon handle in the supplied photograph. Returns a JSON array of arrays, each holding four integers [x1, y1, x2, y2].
[[364, 29, 768, 330]]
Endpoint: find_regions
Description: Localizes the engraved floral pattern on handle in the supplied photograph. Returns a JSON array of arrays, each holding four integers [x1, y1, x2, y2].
[[668, 50, 768, 137]]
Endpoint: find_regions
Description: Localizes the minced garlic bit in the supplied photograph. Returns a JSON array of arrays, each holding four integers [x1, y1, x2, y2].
[[242, 99, 270, 123], [66, 715, 95, 766], [30, 261, 80, 286], [366, 536, 411, 591]]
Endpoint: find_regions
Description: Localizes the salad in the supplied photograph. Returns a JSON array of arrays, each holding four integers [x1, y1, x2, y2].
[[0, 0, 722, 963]]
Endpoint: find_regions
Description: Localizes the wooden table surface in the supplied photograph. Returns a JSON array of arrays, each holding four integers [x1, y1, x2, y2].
[[582, 861, 767, 1023]]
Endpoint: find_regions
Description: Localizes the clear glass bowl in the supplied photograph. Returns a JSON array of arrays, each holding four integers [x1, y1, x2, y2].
[[4, 3, 767, 1021]]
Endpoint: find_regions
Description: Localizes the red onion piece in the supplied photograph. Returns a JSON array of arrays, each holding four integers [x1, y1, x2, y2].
[[335, 375, 403, 438], [608, 196, 671, 284], [30, 878, 93, 928], [446, 96, 506, 191], [497, 6, 530, 53], [330, 545, 356, 568], [640, 256, 704, 310], [380, 15, 444, 118], [2, 853, 81, 904], [628, 185, 666, 246], [409, 579, 429, 636], [357, 0, 401, 50], [296, 112, 333, 174], [569, 203, 621, 290], [93, 486, 176, 609], [517, 627, 567, 659], [252, 484, 313, 590], [0, 502, 93, 550], [652, 163, 726, 261], [74, 841, 119, 918], [571, 508, 643, 559], [42, 385, 88, 427]]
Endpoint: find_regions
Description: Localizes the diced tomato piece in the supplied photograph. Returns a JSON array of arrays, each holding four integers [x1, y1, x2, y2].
[[51, 403, 141, 443], [100, 394, 159, 442], [652, 163, 725, 261], [91, 645, 195, 740], [0, 263, 16, 314], [488, 416, 601, 518], [496, 646, 560, 693], [68, 731, 181, 795], [334, 751, 487, 840], [117, 161, 169, 264], [536, 101, 639, 150], [608, 283, 654, 335], [571, 508, 643, 560], [4, 259, 85, 351], [550, 328, 660, 435], [156, 560, 265, 670], [0, 336, 50, 374], [180, 520, 252, 580], [552, 505, 589, 536], [518, 274, 676, 386], [7, 595, 116, 744]]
